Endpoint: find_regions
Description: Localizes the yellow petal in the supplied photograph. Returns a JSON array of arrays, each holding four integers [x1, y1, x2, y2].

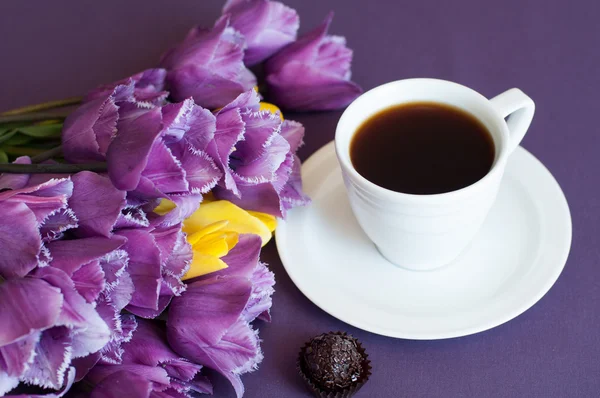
[[223, 231, 239, 250], [186, 220, 229, 245], [247, 211, 277, 232], [194, 231, 232, 258], [184, 200, 272, 246], [183, 252, 228, 280], [153, 199, 176, 216], [259, 102, 284, 121]]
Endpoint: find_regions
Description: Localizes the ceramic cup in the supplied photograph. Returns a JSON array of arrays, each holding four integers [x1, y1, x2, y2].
[[335, 78, 535, 270]]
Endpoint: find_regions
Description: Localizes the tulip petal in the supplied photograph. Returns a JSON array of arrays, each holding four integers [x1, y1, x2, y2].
[[116, 229, 162, 316], [67, 172, 126, 238], [140, 140, 188, 195], [0, 331, 39, 377], [161, 16, 255, 109], [183, 201, 272, 245], [71, 260, 106, 304], [128, 68, 169, 105], [266, 12, 333, 73], [279, 120, 305, 153], [0, 202, 43, 278], [214, 181, 283, 217], [0, 156, 31, 189], [232, 110, 282, 165], [168, 64, 253, 112], [85, 68, 167, 106], [242, 262, 275, 322], [162, 100, 214, 149], [173, 315, 261, 398], [0, 373, 19, 396], [40, 208, 78, 242], [151, 224, 191, 296], [264, 12, 362, 111], [178, 147, 222, 194], [62, 92, 119, 163], [247, 211, 276, 231], [90, 370, 153, 398], [99, 305, 136, 362], [96, 299, 136, 365], [266, 61, 362, 111], [107, 106, 163, 191], [99, 250, 131, 306], [121, 319, 204, 387], [217, 88, 261, 113], [226, 0, 299, 65], [36, 267, 111, 358], [207, 107, 245, 195], [11, 367, 76, 398], [213, 234, 262, 279], [48, 236, 126, 276], [114, 206, 150, 229], [281, 161, 311, 214], [0, 178, 73, 226], [184, 253, 229, 280], [168, 277, 252, 348], [153, 194, 203, 228], [233, 133, 290, 185], [72, 352, 101, 382], [161, 228, 192, 280], [21, 326, 72, 390]]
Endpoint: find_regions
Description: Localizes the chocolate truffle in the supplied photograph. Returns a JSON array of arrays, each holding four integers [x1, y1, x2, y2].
[[298, 332, 371, 397]]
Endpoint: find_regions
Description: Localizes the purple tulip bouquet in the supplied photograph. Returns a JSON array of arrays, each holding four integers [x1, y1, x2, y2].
[[0, 1, 361, 397]]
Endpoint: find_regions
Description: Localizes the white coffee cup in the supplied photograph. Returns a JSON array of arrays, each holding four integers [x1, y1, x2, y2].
[[335, 78, 535, 270]]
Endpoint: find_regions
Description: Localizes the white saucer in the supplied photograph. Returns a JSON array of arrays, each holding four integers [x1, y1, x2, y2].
[[276, 142, 572, 340]]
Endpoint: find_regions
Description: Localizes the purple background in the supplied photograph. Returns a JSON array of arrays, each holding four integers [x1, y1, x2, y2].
[[1, 1, 598, 397]]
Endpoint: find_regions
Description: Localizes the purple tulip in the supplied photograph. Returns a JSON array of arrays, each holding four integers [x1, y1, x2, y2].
[[106, 99, 221, 215], [110, 216, 191, 320], [0, 168, 193, 394], [167, 235, 273, 398], [62, 69, 167, 164], [209, 90, 310, 216], [0, 267, 112, 394], [0, 177, 74, 278], [86, 319, 211, 398], [223, 0, 299, 66], [84, 68, 168, 105], [265, 12, 362, 111], [160, 16, 256, 109]]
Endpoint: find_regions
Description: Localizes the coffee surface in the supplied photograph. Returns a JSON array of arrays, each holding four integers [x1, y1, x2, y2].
[[350, 102, 495, 195]]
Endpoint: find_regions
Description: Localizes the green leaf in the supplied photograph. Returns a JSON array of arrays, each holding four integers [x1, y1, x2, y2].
[[16, 124, 63, 138], [0, 130, 17, 145], [0, 150, 8, 163], [2, 133, 33, 146], [0, 122, 29, 131]]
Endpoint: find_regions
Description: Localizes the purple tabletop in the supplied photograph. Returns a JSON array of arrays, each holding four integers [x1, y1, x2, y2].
[[1, 1, 598, 397]]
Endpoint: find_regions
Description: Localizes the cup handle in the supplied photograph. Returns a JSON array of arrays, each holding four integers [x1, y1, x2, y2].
[[489, 88, 535, 153]]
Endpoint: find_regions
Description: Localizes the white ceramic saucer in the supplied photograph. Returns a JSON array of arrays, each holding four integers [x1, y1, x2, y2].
[[276, 142, 572, 340]]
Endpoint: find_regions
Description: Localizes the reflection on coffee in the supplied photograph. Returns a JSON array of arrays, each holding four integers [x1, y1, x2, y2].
[[350, 102, 495, 195]]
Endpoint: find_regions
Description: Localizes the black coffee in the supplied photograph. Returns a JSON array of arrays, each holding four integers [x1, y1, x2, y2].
[[350, 102, 495, 195]]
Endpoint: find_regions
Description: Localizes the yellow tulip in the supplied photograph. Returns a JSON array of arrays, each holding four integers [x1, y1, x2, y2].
[[153, 199, 277, 280]]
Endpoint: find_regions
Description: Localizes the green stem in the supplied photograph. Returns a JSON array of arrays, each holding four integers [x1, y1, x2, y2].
[[1, 97, 82, 116], [30, 145, 63, 163], [0, 163, 107, 174], [0, 111, 72, 125]]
